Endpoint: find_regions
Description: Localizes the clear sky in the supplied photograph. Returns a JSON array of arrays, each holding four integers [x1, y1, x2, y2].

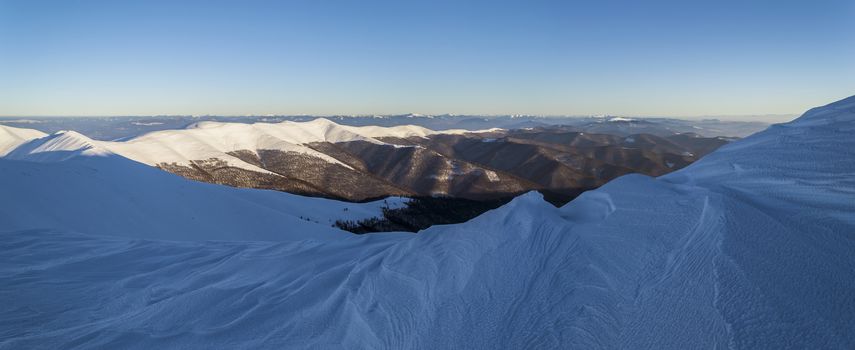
[[1, 0, 853, 118]]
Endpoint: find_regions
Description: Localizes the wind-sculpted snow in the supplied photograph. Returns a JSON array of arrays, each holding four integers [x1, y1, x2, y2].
[[1, 96, 854, 348]]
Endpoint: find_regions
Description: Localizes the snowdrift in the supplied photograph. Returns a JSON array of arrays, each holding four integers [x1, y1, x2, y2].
[[1, 96, 854, 348]]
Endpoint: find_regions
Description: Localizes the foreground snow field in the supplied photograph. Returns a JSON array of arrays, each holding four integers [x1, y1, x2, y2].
[[1, 96, 854, 348]]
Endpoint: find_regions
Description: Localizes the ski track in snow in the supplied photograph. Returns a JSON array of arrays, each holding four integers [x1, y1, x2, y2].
[[1, 96, 855, 348]]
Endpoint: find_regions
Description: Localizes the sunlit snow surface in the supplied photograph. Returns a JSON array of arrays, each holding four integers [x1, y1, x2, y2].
[[2, 97, 855, 348], [1, 117, 498, 174]]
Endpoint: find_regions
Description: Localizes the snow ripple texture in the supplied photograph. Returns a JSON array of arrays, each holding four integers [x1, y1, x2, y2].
[[1, 96, 855, 349]]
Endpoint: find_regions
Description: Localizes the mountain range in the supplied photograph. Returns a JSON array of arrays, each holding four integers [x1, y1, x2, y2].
[[0, 114, 771, 141], [1, 118, 735, 203]]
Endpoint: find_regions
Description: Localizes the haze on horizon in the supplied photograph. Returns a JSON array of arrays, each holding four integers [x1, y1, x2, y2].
[[1, 0, 853, 119]]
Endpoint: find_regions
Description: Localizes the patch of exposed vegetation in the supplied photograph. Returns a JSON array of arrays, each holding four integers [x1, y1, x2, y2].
[[335, 196, 513, 233]]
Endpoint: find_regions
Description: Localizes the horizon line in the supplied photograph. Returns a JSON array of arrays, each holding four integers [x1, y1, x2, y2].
[[0, 112, 799, 120]]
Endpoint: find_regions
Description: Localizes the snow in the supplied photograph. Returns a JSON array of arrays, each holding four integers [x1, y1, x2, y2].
[[0, 119, 44, 123], [341, 123, 437, 139], [4, 130, 113, 162], [2, 119, 503, 174], [484, 169, 501, 181], [130, 121, 165, 126], [318, 121, 502, 138], [609, 117, 635, 122], [114, 119, 360, 171], [0, 125, 46, 156], [1, 96, 855, 348], [0, 148, 405, 241], [442, 127, 506, 134]]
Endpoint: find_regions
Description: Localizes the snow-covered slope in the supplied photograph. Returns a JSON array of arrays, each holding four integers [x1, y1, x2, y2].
[[110, 118, 370, 171], [0, 125, 46, 156], [4, 130, 112, 162], [0, 131, 406, 241], [1, 96, 854, 348]]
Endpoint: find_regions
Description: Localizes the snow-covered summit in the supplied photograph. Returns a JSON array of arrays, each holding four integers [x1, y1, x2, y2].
[[0, 124, 47, 156], [180, 117, 486, 141], [4, 130, 112, 162], [105, 118, 456, 171]]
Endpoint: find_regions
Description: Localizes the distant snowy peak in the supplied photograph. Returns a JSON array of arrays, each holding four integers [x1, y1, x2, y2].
[[0, 125, 47, 156], [113, 122, 352, 172], [608, 117, 636, 122], [181, 118, 410, 144], [4, 130, 112, 162], [180, 117, 496, 143]]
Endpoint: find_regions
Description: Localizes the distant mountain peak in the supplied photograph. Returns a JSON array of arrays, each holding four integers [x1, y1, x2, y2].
[[0, 124, 48, 156], [5, 129, 112, 161]]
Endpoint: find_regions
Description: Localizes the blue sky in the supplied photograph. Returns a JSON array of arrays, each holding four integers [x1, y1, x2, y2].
[[1, 0, 853, 118]]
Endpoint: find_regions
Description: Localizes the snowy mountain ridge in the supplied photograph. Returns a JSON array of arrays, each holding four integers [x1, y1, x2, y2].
[[0, 118, 499, 174], [5, 130, 113, 162], [0, 124, 47, 156]]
